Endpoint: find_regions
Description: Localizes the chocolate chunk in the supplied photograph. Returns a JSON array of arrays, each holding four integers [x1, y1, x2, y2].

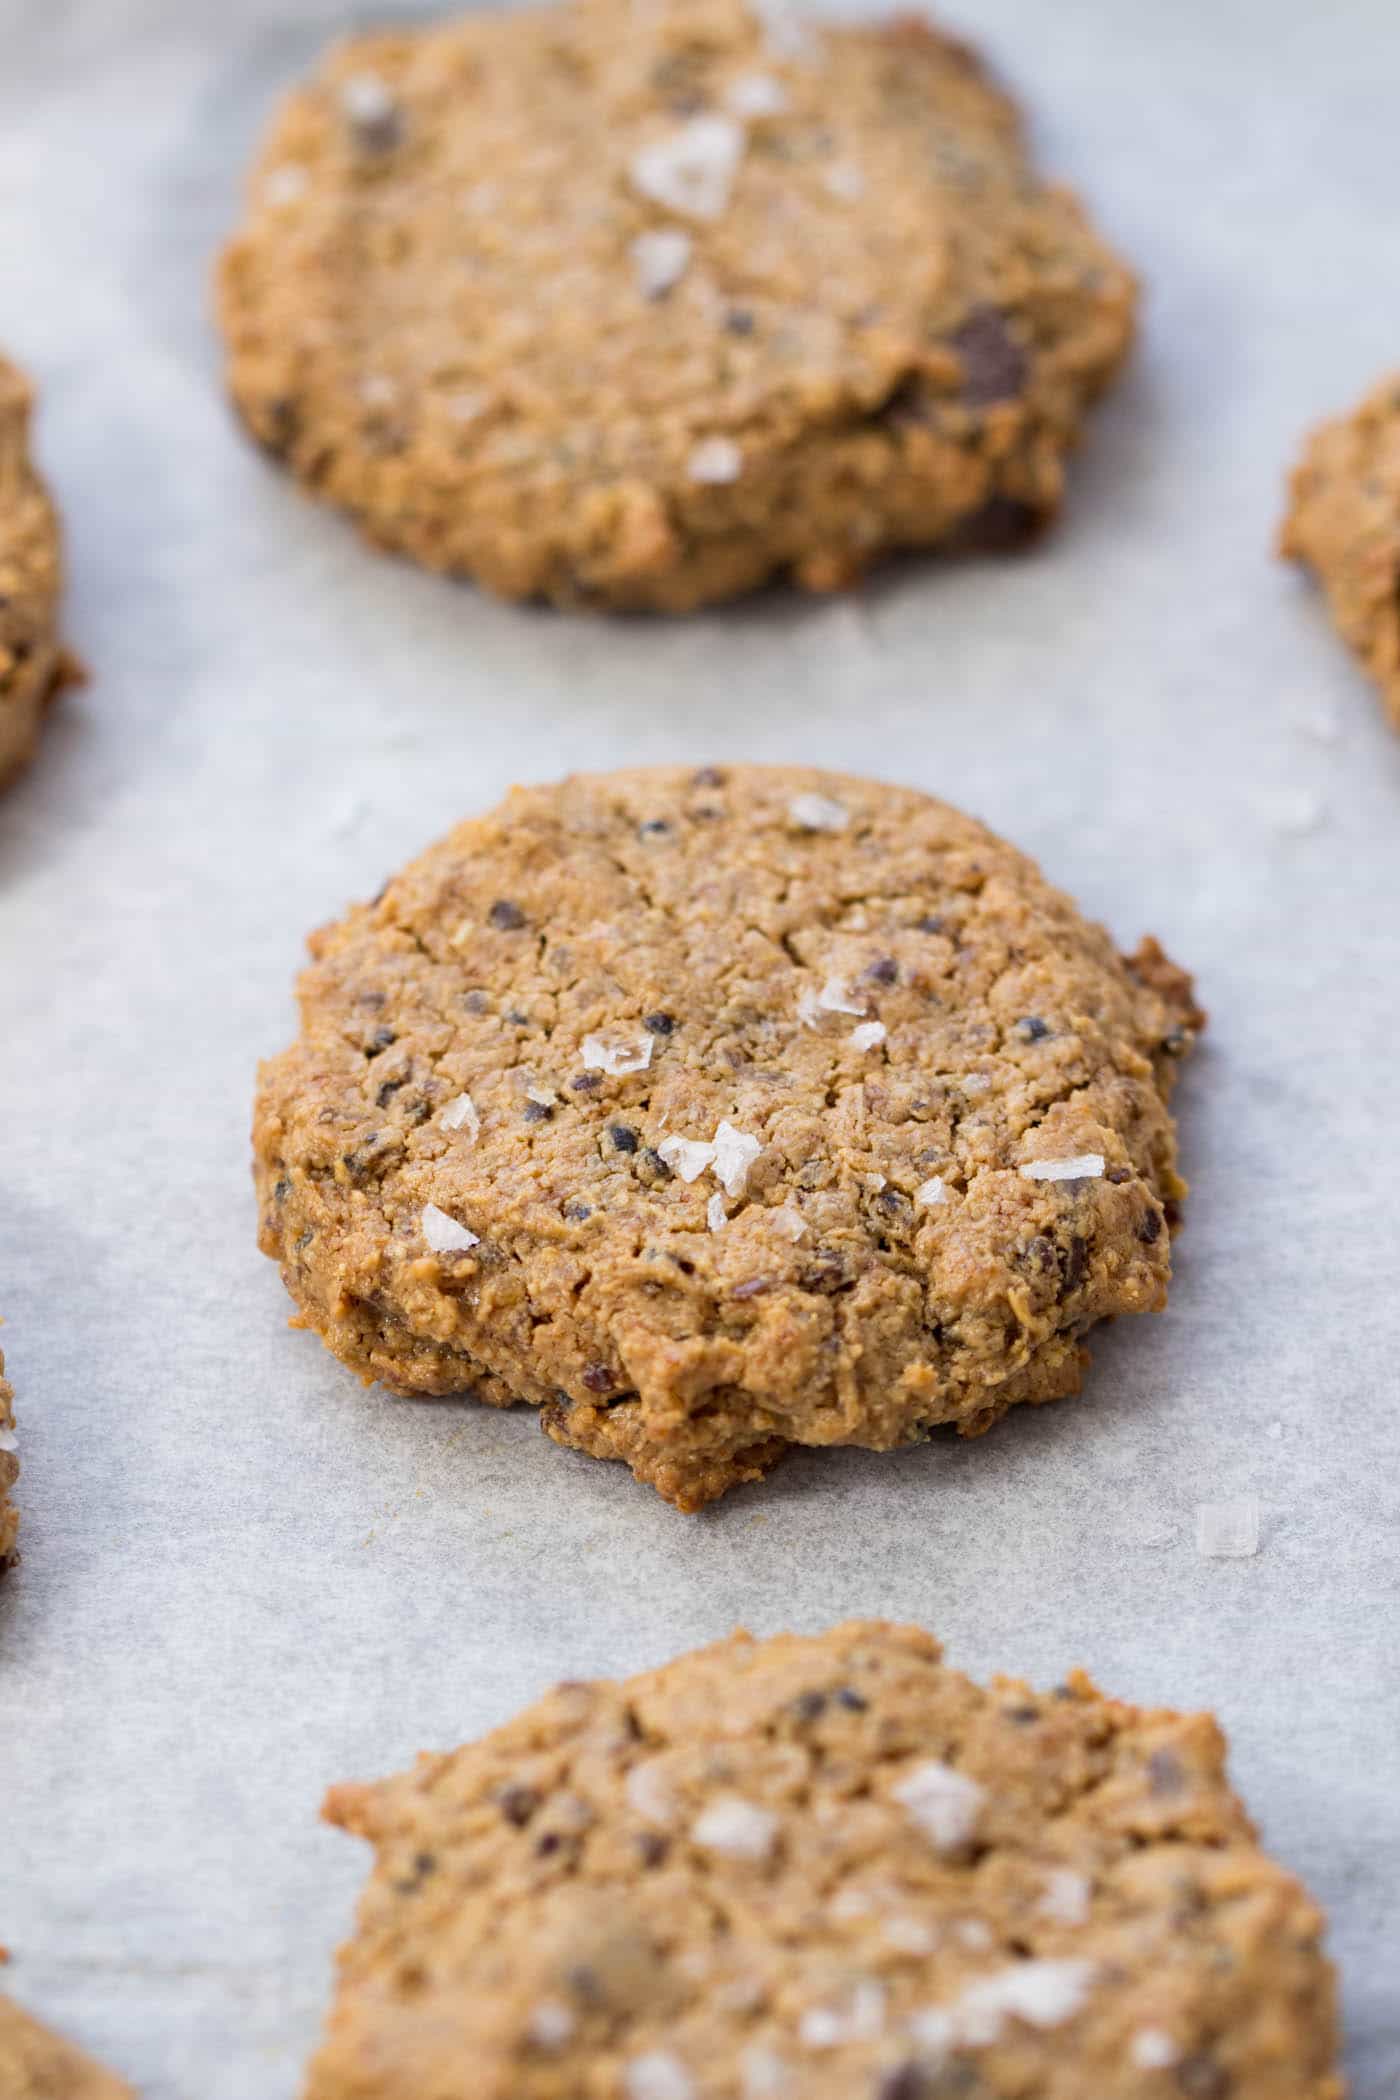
[[498, 1784, 541, 1825], [581, 1363, 615, 1394], [1013, 1014, 1049, 1042], [951, 305, 1029, 406], [608, 1123, 639, 1153], [644, 1010, 675, 1034], [488, 898, 527, 931]]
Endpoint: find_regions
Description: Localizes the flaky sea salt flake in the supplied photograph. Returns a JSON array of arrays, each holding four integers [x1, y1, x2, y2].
[[799, 1981, 884, 2048], [0, 1428, 16, 1455], [626, 1758, 678, 1827], [819, 976, 866, 1017], [1132, 2028, 1180, 2070], [788, 791, 849, 832], [688, 436, 743, 484], [440, 1092, 480, 1138], [707, 1191, 729, 1233], [629, 115, 745, 221], [582, 1031, 654, 1076], [955, 1960, 1096, 2044], [692, 1795, 779, 1860], [625, 2053, 695, 2100], [1195, 1496, 1260, 1558], [712, 1119, 761, 1197], [1019, 1154, 1105, 1183], [527, 1999, 575, 2050], [893, 1760, 985, 1851], [727, 71, 789, 117], [914, 1177, 947, 1210], [658, 1134, 716, 1183], [850, 1020, 886, 1051], [630, 227, 693, 299], [421, 1203, 479, 1254]]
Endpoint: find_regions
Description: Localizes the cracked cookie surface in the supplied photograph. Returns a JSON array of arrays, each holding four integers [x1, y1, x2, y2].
[[0, 355, 71, 788], [218, 0, 1135, 611], [303, 1621, 1343, 2100], [254, 765, 1200, 1508], [0, 1994, 134, 2099], [1281, 370, 1400, 730]]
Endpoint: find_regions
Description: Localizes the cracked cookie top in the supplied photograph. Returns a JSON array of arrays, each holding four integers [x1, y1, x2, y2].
[[218, 0, 1135, 609], [303, 1622, 1341, 2100], [254, 766, 1199, 1507]]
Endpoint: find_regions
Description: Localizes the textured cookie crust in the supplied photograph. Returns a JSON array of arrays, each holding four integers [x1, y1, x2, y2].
[[0, 1993, 133, 2099], [1281, 371, 1400, 729], [254, 766, 1200, 1508], [218, 0, 1136, 611], [0, 1347, 17, 1572], [0, 355, 69, 788], [304, 1622, 1343, 2100]]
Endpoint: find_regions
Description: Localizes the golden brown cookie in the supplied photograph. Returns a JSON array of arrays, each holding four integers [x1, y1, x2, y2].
[[217, 0, 1136, 611], [0, 1993, 133, 2099], [254, 766, 1200, 1509], [303, 1622, 1343, 2100], [0, 1347, 17, 1573], [1281, 371, 1400, 729], [0, 355, 72, 788]]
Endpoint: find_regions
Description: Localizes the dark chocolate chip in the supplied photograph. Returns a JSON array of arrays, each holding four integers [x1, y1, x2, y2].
[[1138, 1207, 1163, 1244], [1061, 1234, 1090, 1293], [498, 1784, 541, 1825], [644, 1011, 675, 1035], [367, 1026, 397, 1054], [792, 1690, 827, 1721], [581, 1363, 614, 1394], [835, 1686, 868, 1712], [1106, 1165, 1133, 1184], [535, 1831, 563, 1857], [951, 305, 1029, 406], [563, 1202, 592, 1222], [608, 1124, 639, 1154], [488, 899, 526, 931], [273, 1179, 290, 1202], [376, 1077, 406, 1108], [865, 956, 899, 984], [522, 1100, 552, 1123], [638, 819, 671, 838], [877, 2067, 929, 2100], [723, 309, 754, 335], [1176, 2057, 1229, 2100], [916, 914, 946, 934], [1003, 1704, 1039, 1725], [1014, 1015, 1049, 1042], [731, 1277, 772, 1301], [690, 766, 726, 787], [571, 1073, 601, 1092], [636, 1830, 670, 1866]]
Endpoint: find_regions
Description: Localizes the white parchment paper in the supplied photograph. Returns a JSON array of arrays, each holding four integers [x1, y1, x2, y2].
[[2, 1, 1398, 2091]]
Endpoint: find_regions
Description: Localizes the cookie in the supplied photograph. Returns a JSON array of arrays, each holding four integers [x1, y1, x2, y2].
[[0, 354, 72, 788], [302, 1621, 1342, 2100], [254, 766, 1200, 1509], [0, 1993, 133, 2099], [0, 1347, 17, 1573], [217, 0, 1136, 611], [1281, 371, 1400, 729]]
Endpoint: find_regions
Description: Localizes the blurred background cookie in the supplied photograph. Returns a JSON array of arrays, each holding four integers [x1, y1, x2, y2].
[[217, 0, 1136, 610]]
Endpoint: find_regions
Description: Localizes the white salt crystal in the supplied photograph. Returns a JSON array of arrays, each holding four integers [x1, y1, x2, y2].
[[692, 1795, 779, 1860], [1019, 1154, 1105, 1183], [630, 227, 693, 298], [707, 1191, 729, 1233], [818, 976, 866, 1017], [850, 1020, 886, 1051], [625, 2053, 694, 2100], [440, 1093, 480, 1138], [629, 115, 744, 220], [770, 1202, 807, 1240], [727, 71, 788, 117], [582, 1031, 654, 1075], [914, 1177, 947, 1209], [711, 1119, 761, 1196], [527, 1999, 575, 2049], [1039, 1869, 1091, 1925], [1195, 1496, 1261, 1558], [688, 436, 743, 484], [0, 1428, 16, 1455], [1132, 2028, 1180, 2070], [657, 1135, 715, 1183], [788, 791, 849, 832], [892, 1761, 984, 1850], [626, 1759, 678, 1827], [420, 1203, 479, 1253]]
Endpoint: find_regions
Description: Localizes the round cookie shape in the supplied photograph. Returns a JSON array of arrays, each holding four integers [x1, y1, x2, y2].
[[0, 354, 71, 788], [217, 0, 1136, 611], [1281, 370, 1400, 730], [304, 1622, 1343, 2100], [0, 1347, 15, 1571], [254, 766, 1200, 1509]]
